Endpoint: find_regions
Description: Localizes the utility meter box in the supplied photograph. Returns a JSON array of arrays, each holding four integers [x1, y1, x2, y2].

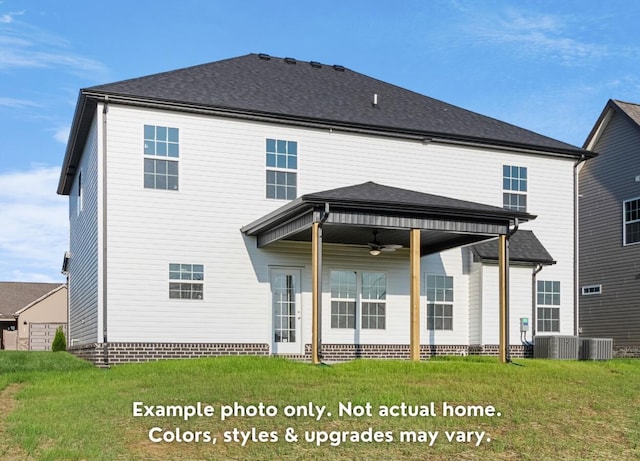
[[519, 317, 529, 332]]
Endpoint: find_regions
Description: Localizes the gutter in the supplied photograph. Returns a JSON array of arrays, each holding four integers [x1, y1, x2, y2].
[[58, 90, 593, 196], [60, 88, 596, 196], [531, 263, 544, 338]]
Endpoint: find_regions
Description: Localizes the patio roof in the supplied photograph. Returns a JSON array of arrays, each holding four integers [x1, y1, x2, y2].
[[241, 182, 534, 254], [470, 230, 555, 265]]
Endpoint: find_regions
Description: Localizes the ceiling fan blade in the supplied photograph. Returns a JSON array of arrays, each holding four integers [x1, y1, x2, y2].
[[383, 244, 403, 250]]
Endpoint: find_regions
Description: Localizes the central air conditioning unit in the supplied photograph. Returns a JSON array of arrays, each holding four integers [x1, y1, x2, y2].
[[533, 336, 579, 359], [579, 338, 613, 360]]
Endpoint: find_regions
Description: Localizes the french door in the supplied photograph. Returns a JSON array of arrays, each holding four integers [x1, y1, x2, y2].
[[270, 269, 302, 354]]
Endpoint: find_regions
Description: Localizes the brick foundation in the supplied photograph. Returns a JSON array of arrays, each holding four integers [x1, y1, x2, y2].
[[69, 342, 535, 366], [468, 344, 533, 358], [69, 342, 269, 366], [317, 344, 533, 362], [613, 345, 640, 358]]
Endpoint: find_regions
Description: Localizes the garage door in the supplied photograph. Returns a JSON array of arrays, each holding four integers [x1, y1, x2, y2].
[[29, 323, 67, 351]]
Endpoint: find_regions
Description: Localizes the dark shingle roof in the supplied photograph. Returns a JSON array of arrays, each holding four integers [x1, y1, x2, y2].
[[89, 54, 585, 153], [242, 181, 533, 238], [60, 53, 593, 195], [0, 282, 64, 319], [614, 100, 640, 124], [470, 230, 555, 264], [301, 181, 532, 220]]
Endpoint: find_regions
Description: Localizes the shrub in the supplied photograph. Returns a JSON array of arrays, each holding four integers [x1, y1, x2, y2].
[[52, 326, 67, 352]]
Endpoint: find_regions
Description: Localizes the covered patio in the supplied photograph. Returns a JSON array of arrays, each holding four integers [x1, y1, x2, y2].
[[242, 182, 534, 363]]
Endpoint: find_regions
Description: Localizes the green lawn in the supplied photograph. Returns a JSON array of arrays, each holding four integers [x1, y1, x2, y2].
[[0, 352, 638, 460]]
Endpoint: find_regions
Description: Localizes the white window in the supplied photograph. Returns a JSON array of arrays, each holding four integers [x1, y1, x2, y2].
[[623, 198, 640, 245], [503, 165, 527, 212], [581, 284, 602, 296], [144, 125, 179, 190], [330, 271, 356, 328], [76, 171, 83, 216], [361, 272, 386, 329], [537, 280, 560, 332], [266, 138, 297, 200], [425, 274, 453, 330], [330, 271, 386, 330], [169, 264, 203, 299]]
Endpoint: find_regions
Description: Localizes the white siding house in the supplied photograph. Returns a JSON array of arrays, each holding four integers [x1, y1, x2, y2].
[[57, 54, 592, 364]]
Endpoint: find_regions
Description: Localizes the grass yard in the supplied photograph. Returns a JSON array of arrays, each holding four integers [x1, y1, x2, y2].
[[0, 352, 639, 460]]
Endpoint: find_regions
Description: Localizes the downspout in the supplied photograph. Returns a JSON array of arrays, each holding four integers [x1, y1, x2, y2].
[[102, 97, 109, 366], [317, 203, 330, 360], [574, 154, 587, 336], [61, 252, 70, 348], [505, 218, 519, 363], [531, 263, 544, 339]]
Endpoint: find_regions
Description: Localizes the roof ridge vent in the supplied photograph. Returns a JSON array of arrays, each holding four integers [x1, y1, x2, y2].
[[258, 53, 271, 60], [284, 57, 297, 64], [332, 64, 345, 72], [310, 61, 322, 68]]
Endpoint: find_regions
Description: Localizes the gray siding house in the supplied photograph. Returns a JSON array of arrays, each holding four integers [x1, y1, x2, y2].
[[580, 99, 640, 356]]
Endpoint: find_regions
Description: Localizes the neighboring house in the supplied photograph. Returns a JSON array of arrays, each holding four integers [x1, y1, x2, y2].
[[0, 282, 68, 351], [57, 53, 593, 365], [580, 99, 640, 357]]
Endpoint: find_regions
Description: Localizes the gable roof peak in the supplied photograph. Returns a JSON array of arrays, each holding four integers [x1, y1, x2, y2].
[[584, 98, 640, 149]]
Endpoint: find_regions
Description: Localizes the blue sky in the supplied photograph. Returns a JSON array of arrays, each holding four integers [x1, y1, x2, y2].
[[1, 0, 640, 282]]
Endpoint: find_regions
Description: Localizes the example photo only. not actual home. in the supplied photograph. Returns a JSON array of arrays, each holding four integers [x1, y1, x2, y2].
[[57, 53, 607, 366]]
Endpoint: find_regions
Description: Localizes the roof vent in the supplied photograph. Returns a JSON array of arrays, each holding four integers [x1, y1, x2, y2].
[[310, 61, 322, 68], [258, 53, 271, 60], [333, 64, 345, 72], [284, 57, 297, 64]]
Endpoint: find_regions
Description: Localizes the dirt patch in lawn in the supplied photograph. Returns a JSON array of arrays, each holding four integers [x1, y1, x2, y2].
[[0, 384, 32, 460]]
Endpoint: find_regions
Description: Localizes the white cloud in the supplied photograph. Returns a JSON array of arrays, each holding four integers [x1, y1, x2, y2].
[[0, 96, 39, 108], [0, 10, 24, 24], [53, 125, 70, 144], [0, 9, 107, 77], [463, 9, 609, 65], [0, 166, 68, 282]]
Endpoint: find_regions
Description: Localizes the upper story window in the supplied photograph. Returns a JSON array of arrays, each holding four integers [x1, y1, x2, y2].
[[426, 274, 453, 330], [266, 138, 297, 200], [623, 198, 640, 245], [503, 165, 527, 212], [169, 263, 203, 300], [144, 125, 179, 191]]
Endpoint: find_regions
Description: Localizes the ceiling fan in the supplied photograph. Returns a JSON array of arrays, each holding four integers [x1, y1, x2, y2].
[[368, 230, 403, 256]]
